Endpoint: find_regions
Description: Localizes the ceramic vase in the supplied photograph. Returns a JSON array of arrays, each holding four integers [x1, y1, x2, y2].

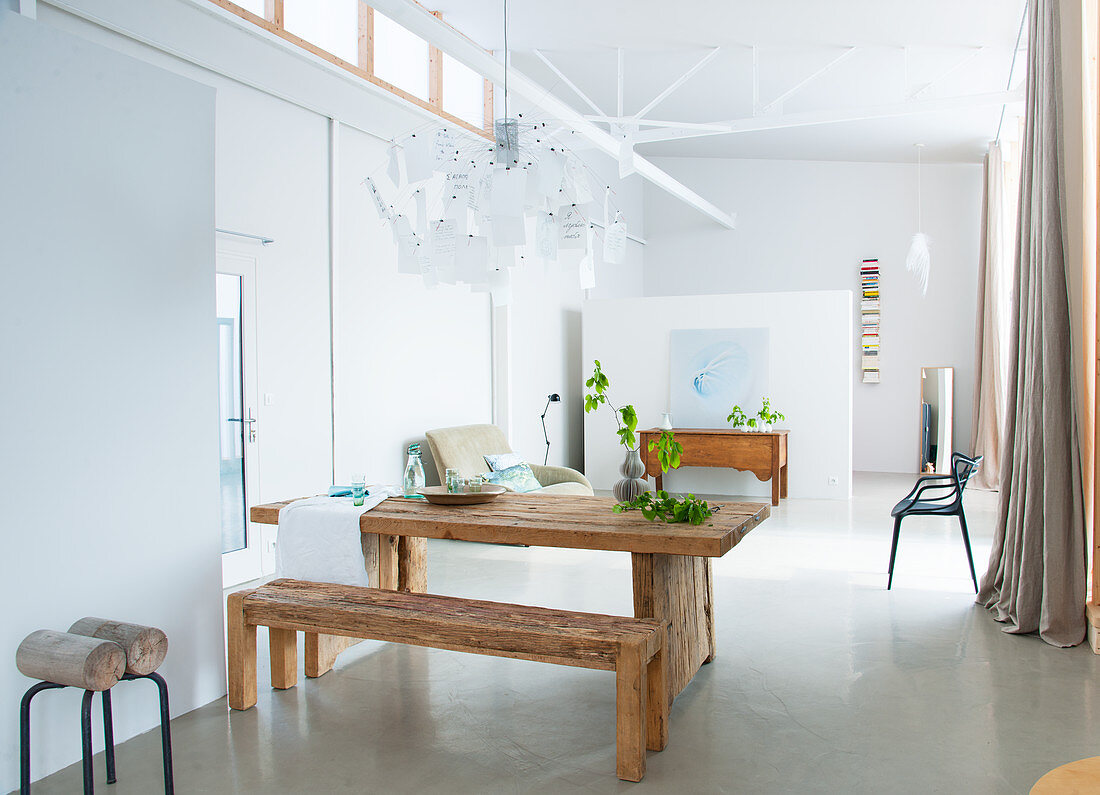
[[613, 448, 649, 502]]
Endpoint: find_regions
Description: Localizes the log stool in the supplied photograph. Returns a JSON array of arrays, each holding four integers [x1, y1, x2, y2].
[[17, 620, 172, 795]]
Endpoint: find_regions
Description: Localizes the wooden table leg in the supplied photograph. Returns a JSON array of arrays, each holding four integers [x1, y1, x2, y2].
[[780, 463, 788, 499], [632, 552, 715, 703], [770, 441, 781, 506], [655, 474, 663, 492]]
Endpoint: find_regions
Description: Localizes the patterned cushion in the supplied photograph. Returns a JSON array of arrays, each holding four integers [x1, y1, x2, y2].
[[483, 452, 525, 471], [483, 462, 543, 493]]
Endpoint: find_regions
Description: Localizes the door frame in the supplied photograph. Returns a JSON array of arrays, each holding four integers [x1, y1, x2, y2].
[[217, 247, 263, 587]]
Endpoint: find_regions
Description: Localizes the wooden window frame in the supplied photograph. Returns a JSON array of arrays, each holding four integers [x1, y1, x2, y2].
[[208, 0, 494, 139]]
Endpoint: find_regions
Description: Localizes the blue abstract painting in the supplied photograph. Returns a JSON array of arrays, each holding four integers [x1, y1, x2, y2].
[[669, 328, 770, 428]]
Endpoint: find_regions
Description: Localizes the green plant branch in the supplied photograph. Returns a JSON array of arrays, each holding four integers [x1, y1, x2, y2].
[[613, 491, 719, 525]]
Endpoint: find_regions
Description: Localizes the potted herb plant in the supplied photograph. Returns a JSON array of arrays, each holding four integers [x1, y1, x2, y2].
[[756, 397, 785, 432], [726, 405, 748, 430]]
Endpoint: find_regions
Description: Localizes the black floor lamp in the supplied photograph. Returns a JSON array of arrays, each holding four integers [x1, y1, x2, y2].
[[541, 393, 561, 465]]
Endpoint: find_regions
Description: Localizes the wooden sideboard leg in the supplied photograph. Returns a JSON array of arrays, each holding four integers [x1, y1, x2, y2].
[[615, 640, 647, 782], [774, 442, 783, 503], [227, 591, 257, 710], [780, 463, 788, 499], [398, 536, 428, 593], [654, 474, 663, 492], [269, 628, 297, 689]]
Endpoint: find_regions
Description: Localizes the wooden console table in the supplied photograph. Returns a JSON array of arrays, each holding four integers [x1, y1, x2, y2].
[[639, 428, 789, 506]]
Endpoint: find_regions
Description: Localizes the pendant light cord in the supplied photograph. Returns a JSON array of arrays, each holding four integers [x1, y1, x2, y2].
[[916, 144, 922, 232], [503, 0, 509, 122]]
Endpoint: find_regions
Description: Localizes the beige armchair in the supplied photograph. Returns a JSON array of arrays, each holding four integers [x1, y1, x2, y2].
[[424, 424, 594, 496]]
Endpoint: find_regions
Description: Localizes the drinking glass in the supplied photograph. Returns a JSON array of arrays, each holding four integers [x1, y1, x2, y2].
[[445, 468, 460, 493], [351, 475, 366, 507], [467, 474, 484, 493]]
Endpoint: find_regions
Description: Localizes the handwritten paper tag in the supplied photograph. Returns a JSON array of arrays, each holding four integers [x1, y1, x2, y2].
[[603, 218, 627, 264], [365, 177, 391, 220], [579, 227, 596, 289], [558, 206, 586, 250], [535, 212, 558, 260], [455, 235, 489, 283]]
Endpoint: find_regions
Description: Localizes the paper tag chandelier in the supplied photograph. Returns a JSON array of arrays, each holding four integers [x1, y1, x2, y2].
[[364, 117, 628, 303]]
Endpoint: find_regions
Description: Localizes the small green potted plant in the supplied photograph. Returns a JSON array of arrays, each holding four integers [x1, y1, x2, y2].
[[726, 405, 748, 430], [756, 397, 785, 432]]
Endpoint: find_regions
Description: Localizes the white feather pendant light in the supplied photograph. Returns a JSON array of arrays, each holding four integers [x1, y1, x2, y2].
[[906, 144, 931, 295]]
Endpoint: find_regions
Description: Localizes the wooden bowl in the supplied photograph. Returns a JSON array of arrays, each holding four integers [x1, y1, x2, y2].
[[417, 485, 507, 505]]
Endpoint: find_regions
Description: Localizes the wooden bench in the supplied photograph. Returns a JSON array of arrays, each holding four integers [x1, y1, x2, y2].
[[227, 578, 668, 782]]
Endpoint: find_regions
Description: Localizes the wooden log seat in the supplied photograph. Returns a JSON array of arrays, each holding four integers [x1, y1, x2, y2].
[[16, 630, 126, 692], [227, 578, 669, 782], [68, 617, 168, 675]]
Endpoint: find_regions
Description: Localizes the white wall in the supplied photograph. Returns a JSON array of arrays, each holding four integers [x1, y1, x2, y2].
[[0, 11, 223, 791], [582, 291, 853, 499], [643, 157, 983, 473]]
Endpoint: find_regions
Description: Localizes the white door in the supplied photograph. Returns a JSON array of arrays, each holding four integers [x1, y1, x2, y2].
[[217, 250, 263, 587]]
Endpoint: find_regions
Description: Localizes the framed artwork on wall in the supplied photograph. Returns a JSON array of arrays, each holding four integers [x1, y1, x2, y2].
[[669, 328, 770, 428]]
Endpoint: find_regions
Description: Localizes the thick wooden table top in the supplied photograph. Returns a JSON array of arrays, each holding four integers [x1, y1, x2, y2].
[[251, 493, 769, 558]]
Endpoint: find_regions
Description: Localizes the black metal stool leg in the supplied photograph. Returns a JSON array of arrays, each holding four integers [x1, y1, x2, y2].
[[20, 681, 66, 795], [887, 515, 902, 590], [80, 690, 95, 795], [124, 672, 174, 794], [102, 689, 116, 784], [958, 510, 978, 594]]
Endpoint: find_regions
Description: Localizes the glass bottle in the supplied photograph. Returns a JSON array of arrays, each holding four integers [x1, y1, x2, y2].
[[403, 443, 426, 497]]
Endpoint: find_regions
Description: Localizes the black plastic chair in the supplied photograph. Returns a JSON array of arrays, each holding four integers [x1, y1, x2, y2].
[[887, 452, 983, 592]]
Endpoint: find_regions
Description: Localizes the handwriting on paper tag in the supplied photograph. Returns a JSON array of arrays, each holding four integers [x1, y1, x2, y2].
[[558, 207, 586, 250]]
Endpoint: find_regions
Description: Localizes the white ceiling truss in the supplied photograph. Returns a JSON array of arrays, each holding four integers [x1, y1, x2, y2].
[[365, 1, 1025, 228], [369, 0, 736, 228], [545, 42, 1025, 152]]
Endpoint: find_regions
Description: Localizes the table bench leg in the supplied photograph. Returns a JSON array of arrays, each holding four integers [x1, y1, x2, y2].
[[269, 628, 297, 689], [615, 641, 647, 782], [227, 591, 257, 711]]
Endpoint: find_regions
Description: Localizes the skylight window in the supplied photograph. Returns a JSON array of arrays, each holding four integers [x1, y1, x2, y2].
[[373, 9, 430, 100], [443, 53, 485, 130], [283, 0, 358, 65]]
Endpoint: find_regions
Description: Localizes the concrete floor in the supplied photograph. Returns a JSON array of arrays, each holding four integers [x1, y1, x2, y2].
[[25, 473, 1100, 794]]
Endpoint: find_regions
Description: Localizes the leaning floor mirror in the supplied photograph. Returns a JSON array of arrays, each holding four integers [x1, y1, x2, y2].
[[919, 366, 954, 474]]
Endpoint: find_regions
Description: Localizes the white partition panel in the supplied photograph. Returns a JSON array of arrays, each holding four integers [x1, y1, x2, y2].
[[582, 291, 853, 500]]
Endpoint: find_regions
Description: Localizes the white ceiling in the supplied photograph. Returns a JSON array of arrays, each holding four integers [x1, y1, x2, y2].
[[431, 0, 1028, 162]]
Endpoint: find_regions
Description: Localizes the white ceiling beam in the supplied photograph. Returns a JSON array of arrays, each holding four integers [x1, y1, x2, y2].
[[760, 47, 858, 114], [532, 49, 606, 117], [633, 47, 722, 119], [910, 47, 985, 99], [370, 0, 735, 229], [634, 89, 1024, 144], [584, 115, 732, 132]]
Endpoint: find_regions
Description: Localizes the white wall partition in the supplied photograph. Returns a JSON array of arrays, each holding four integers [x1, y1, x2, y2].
[[582, 291, 853, 499], [0, 11, 223, 791], [643, 157, 982, 474]]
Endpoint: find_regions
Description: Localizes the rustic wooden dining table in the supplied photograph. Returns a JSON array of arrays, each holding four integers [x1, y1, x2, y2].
[[250, 493, 769, 702]]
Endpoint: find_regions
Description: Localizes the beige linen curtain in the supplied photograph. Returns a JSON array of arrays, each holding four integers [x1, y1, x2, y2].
[[970, 141, 1008, 490], [977, 0, 1087, 647]]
